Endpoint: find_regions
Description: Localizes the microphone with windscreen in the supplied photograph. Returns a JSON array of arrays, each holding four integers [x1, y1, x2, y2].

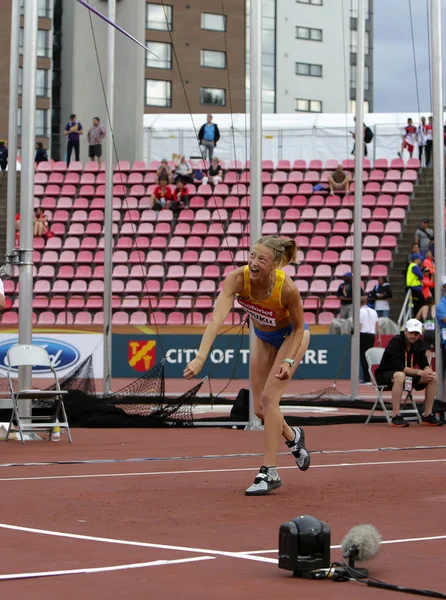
[[340, 524, 382, 578]]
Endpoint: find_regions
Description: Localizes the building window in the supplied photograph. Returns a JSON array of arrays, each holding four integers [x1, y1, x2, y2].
[[200, 87, 226, 106], [201, 50, 226, 69], [146, 41, 172, 69], [145, 79, 172, 107], [350, 65, 370, 90], [37, 29, 50, 57], [351, 0, 370, 19], [18, 68, 49, 96], [351, 100, 370, 114], [20, 0, 52, 18], [295, 98, 322, 113], [296, 62, 322, 77], [350, 30, 370, 54], [146, 3, 172, 31], [296, 0, 323, 4], [201, 12, 226, 31], [36, 109, 48, 137], [296, 26, 323, 41]]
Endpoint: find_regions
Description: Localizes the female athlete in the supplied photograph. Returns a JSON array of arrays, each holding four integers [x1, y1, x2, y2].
[[184, 236, 311, 496]]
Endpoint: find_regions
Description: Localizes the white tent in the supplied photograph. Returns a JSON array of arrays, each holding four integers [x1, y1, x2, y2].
[[143, 112, 442, 165]]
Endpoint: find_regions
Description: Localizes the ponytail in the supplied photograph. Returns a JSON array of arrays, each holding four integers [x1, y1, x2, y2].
[[254, 236, 299, 268]]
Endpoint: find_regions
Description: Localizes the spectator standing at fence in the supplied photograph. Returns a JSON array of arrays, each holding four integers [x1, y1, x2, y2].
[[398, 118, 417, 159], [417, 117, 427, 166], [368, 276, 392, 318], [359, 296, 381, 385], [406, 254, 425, 317], [425, 116, 433, 167], [64, 113, 83, 166], [87, 117, 106, 168], [198, 114, 220, 163], [374, 319, 441, 427], [415, 219, 434, 259], [35, 142, 48, 165], [0, 140, 8, 179], [350, 117, 373, 157]]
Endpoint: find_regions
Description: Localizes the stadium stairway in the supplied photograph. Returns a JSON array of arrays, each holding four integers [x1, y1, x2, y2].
[[388, 167, 434, 321]]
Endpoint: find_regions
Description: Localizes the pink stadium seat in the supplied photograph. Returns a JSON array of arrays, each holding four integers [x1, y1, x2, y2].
[[167, 312, 185, 325], [336, 209, 353, 221], [385, 221, 401, 234], [311, 233, 328, 246], [371, 265, 388, 277], [274, 196, 290, 208], [398, 182, 413, 194], [318, 312, 334, 325], [322, 250, 339, 264], [327, 236, 344, 249], [298, 183, 313, 195], [304, 171, 320, 183], [262, 222, 278, 235], [294, 280, 309, 294], [390, 158, 404, 170], [277, 159, 291, 171], [368, 221, 384, 234], [362, 194, 375, 207], [308, 195, 324, 208], [381, 182, 397, 194], [369, 169, 385, 182], [272, 171, 287, 183], [309, 159, 323, 171], [380, 235, 397, 248], [386, 169, 401, 181], [297, 265, 314, 279], [401, 169, 417, 182], [288, 172, 304, 183], [361, 249, 374, 263], [365, 182, 381, 193], [376, 194, 392, 207], [376, 249, 392, 262], [363, 235, 380, 248], [323, 296, 340, 310], [372, 207, 388, 220], [309, 280, 327, 294], [301, 208, 318, 220], [132, 161, 146, 172], [112, 312, 129, 326], [280, 222, 297, 236], [129, 312, 148, 325], [332, 222, 349, 234], [389, 208, 405, 220], [67, 161, 82, 172], [374, 158, 388, 170], [314, 265, 332, 278]]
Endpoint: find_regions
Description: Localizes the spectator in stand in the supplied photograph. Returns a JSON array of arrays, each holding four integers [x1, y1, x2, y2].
[[406, 254, 425, 317], [416, 296, 436, 361], [35, 142, 48, 165], [0, 140, 8, 179], [336, 272, 364, 319], [415, 218, 434, 259], [33, 207, 49, 237], [425, 116, 433, 167], [156, 158, 173, 184], [87, 117, 106, 167], [368, 276, 393, 318], [329, 164, 350, 195], [174, 155, 194, 184], [167, 180, 190, 215], [421, 266, 434, 300], [359, 296, 381, 385], [198, 114, 220, 162], [374, 318, 441, 427], [422, 249, 435, 277], [417, 117, 427, 165], [202, 157, 224, 186], [408, 243, 420, 263], [435, 277, 446, 378], [149, 176, 172, 211], [398, 117, 417, 159], [64, 113, 83, 166]]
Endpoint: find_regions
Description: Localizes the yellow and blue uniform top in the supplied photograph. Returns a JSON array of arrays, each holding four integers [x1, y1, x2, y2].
[[236, 266, 289, 327]]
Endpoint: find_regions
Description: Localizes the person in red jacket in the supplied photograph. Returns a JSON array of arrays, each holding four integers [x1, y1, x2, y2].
[[149, 176, 172, 210]]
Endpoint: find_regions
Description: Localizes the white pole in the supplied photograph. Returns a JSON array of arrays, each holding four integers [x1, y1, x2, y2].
[[350, 0, 366, 401], [5, 0, 20, 276], [431, 0, 445, 399], [103, 0, 116, 396], [247, 0, 262, 430], [18, 0, 39, 417]]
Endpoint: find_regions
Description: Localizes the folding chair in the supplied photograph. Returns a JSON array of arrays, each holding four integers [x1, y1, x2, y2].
[[365, 347, 422, 425], [6, 344, 73, 444]]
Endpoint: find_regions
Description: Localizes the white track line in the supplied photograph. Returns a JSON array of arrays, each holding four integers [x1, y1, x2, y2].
[[0, 457, 445, 482], [0, 556, 215, 581], [0, 523, 276, 565], [242, 534, 446, 558]]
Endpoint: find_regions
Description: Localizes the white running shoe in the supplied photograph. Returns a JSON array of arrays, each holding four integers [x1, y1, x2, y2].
[[286, 426, 311, 471], [245, 466, 282, 496]]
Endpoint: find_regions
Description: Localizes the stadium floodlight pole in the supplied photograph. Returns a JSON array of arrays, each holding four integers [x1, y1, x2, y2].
[[350, 0, 367, 401], [431, 0, 445, 399], [247, 0, 263, 430], [103, 0, 116, 396], [18, 0, 39, 418], [5, 0, 20, 277]]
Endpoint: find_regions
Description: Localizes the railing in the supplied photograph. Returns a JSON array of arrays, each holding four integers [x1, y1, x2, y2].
[[398, 289, 412, 330]]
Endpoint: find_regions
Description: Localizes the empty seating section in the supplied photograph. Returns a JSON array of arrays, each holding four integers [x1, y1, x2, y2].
[[17, 158, 418, 326]]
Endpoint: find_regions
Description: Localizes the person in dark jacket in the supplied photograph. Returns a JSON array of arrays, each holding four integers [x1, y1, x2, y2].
[[375, 318, 441, 427], [35, 142, 48, 165], [0, 140, 8, 177], [198, 114, 220, 163], [367, 276, 393, 318]]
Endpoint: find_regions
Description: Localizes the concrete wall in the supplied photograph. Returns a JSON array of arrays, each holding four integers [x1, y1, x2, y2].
[[60, 0, 144, 164], [275, 1, 353, 114]]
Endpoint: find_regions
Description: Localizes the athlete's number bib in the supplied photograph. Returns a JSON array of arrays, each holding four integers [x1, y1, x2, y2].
[[424, 321, 435, 331], [237, 298, 277, 327]]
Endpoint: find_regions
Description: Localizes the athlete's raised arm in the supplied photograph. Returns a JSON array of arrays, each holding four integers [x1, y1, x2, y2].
[[184, 269, 243, 379]]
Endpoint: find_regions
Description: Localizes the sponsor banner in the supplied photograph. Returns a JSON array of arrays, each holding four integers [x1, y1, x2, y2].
[[0, 334, 103, 378], [112, 334, 351, 379]]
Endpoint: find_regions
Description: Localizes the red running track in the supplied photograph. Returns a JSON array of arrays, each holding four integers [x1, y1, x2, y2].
[[0, 425, 446, 599]]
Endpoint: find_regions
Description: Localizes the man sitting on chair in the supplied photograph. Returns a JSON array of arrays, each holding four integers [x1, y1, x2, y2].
[[374, 318, 442, 427]]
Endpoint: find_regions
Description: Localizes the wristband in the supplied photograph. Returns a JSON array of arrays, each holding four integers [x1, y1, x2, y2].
[[283, 358, 295, 367]]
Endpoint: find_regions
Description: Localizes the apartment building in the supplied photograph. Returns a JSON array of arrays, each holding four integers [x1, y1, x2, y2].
[[0, 0, 54, 153]]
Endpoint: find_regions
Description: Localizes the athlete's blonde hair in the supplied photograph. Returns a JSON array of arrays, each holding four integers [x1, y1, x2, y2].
[[254, 236, 298, 268]]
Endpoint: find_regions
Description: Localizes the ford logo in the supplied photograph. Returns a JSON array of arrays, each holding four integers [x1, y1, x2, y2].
[[0, 338, 80, 373]]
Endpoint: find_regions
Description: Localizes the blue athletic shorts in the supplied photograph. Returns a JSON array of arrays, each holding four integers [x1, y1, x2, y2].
[[253, 323, 309, 350]]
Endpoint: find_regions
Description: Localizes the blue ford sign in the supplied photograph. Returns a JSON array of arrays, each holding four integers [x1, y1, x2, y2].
[[0, 337, 80, 374]]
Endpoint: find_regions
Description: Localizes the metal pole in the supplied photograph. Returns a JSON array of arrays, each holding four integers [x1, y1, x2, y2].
[[18, 0, 39, 417], [247, 0, 262, 430], [350, 0, 366, 401], [5, 0, 20, 275], [431, 0, 445, 399], [103, 0, 116, 396]]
